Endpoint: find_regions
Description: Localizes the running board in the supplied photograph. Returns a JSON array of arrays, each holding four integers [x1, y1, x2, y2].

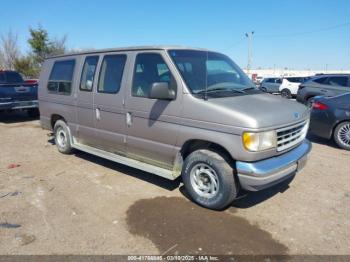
[[72, 141, 175, 180]]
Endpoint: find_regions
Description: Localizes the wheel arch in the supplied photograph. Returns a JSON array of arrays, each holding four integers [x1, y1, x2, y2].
[[173, 139, 237, 179], [50, 114, 66, 129]]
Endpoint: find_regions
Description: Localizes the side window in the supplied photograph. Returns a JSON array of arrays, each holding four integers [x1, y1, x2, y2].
[[132, 53, 176, 98], [276, 78, 282, 84], [0, 72, 5, 83], [80, 56, 99, 91], [314, 77, 327, 84], [326, 77, 348, 87], [48, 60, 75, 94], [98, 55, 126, 94]]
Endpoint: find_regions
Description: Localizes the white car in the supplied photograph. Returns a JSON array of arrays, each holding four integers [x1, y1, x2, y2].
[[279, 77, 311, 99]]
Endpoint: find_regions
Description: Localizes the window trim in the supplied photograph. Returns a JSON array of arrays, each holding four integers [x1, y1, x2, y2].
[[79, 55, 99, 92], [47, 59, 76, 95], [97, 54, 127, 94], [131, 52, 177, 99]]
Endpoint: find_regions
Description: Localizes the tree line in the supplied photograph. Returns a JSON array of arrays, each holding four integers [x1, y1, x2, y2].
[[0, 26, 67, 78]]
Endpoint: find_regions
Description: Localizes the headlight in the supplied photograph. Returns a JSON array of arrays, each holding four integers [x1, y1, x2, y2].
[[243, 130, 277, 152]]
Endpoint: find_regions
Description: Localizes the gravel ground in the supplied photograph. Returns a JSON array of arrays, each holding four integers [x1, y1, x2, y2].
[[0, 112, 349, 255]]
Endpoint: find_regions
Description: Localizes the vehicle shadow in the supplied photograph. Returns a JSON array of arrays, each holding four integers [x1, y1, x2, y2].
[[74, 150, 181, 191], [0, 111, 39, 124], [307, 133, 338, 149], [47, 138, 181, 191], [231, 176, 294, 209]]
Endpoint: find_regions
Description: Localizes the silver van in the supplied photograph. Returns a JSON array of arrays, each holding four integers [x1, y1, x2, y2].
[[39, 46, 311, 210]]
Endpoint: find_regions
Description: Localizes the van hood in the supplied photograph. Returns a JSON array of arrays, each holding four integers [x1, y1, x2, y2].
[[186, 93, 310, 130]]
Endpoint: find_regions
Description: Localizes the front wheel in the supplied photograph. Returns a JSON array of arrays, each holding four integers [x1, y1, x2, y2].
[[182, 149, 237, 210], [334, 121, 350, 150], [280, 88, 292, 99]]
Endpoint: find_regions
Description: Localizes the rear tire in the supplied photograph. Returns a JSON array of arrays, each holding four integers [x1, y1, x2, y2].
[[260, 87, 267, 92], [333, 121, 350, 151], [182, 149, 237, 210], [306, 97, 314, 107], [281, 88, 292, 99], [54, 120, 74, 154]]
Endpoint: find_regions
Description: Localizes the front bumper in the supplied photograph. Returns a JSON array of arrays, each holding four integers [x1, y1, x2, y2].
[[0, 100, 38, 110], [236, 140, 312, 191]]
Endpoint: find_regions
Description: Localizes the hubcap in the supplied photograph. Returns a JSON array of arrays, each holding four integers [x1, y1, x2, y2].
[[338, 124, 350, 146], [56, 128, 67, 148], [190, 163, 219, 199]]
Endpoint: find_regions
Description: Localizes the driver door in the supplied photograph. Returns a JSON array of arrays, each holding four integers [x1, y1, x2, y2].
[[125, 52, 182, 169]]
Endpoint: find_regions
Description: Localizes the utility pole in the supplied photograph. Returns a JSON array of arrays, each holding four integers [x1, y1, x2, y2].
[[245, 31, 254, 74]]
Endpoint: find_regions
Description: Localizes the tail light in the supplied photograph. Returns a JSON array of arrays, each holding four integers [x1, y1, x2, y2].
[[312, 101, 328, 110]]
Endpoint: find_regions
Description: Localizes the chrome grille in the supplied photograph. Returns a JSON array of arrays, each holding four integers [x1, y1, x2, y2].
[[276, 120, 309, 152]]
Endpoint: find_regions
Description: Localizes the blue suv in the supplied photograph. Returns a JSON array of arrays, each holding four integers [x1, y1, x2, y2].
[[0, 70, 39, 116]]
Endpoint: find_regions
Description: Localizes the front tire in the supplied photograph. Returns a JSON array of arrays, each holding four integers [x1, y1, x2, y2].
[[281, 88, 292, 99], [182, 149, 237, 210], [334, 121, 350, 150], [54, 120, 74, 154]]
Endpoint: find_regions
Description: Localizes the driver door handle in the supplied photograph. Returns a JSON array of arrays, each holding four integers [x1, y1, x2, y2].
[[95, 108, 101, 121], [126, 112, 132, 127]]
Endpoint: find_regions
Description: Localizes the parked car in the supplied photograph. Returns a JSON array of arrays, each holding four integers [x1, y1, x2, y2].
[[309, 93, 350, 150], [0, 70, 39, 116], [297, 74, 350, 105], [39, 46, 311, 210], [253, 76, 264, 86], [260, 77, 282, 93], [279, 77, 312, 99]]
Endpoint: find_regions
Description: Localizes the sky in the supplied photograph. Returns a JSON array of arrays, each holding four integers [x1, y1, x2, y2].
[[1, 0, 350, 70]]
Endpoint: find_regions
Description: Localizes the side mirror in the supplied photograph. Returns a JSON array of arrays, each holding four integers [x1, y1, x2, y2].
[[149, 82, 175, 100]]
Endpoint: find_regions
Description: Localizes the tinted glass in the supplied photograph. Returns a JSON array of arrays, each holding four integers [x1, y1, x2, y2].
[[0, 72, 5, 83], [286, 77, 302, 83], [98, 55, 126, 94], [6, 71, 23, 83], [327, 77, 348, 87], [169, 50, 252, 94], [80, 56, 99, 91], [313, 77, 327, 84], [132, 53, 175, 97], [48, 60, 75, 94]]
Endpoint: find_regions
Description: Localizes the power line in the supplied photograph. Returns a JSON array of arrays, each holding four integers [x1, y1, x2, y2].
[[255, 21, 350, 38]]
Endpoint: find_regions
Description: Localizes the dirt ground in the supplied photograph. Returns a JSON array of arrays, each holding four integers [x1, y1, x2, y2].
[[0, 111, 349, 255]]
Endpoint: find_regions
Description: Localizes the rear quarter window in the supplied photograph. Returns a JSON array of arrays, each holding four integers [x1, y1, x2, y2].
[[47, 60, 75, 95], [327, 76, 348, 87]]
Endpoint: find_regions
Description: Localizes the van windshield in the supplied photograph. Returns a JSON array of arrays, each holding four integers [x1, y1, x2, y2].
[[168, 50, 256, 97]]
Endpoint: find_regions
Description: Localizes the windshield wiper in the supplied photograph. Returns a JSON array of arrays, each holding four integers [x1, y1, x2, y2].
[[195, 87, 246, 95]]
